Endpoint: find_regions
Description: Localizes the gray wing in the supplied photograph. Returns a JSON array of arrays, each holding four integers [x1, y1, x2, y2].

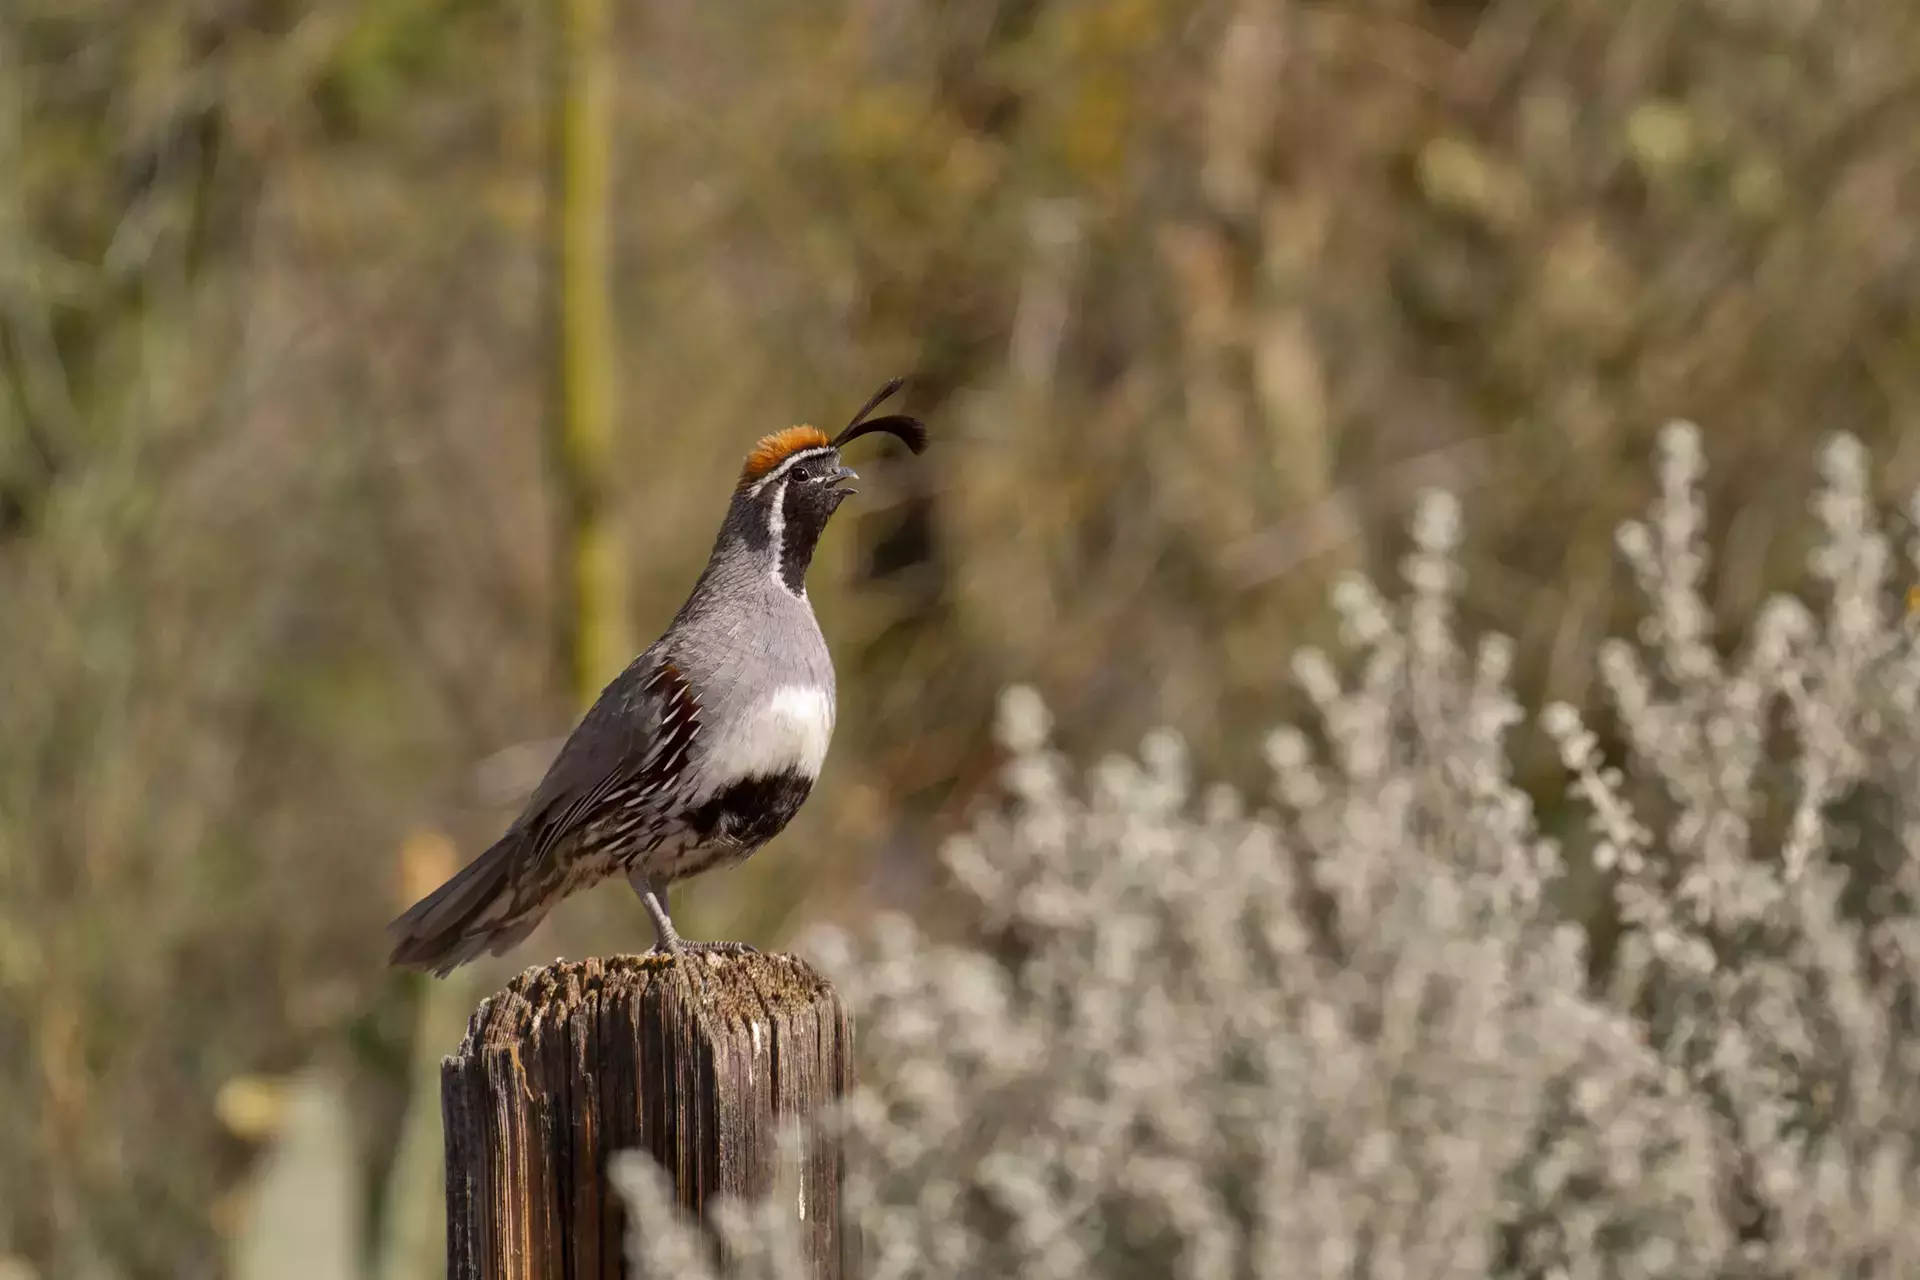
[[515, 651, 703, 867], [385, 653, 702, 975]]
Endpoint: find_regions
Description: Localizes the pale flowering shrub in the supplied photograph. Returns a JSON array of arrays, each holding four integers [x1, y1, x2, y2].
[[619, 426, 1920, 1278], [1541, 427, 1920, 1276]]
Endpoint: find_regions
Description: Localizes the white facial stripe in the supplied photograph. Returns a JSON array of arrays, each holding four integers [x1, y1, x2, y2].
[[696, 684, 835, 791], [764, 478, 793, 593], [746, 446, 836, 497]]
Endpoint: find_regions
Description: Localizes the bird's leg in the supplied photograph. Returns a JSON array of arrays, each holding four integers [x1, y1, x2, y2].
[[629, 871, 711, 1003], [628, 872, 759, 957], [633, 874, 686, 953]]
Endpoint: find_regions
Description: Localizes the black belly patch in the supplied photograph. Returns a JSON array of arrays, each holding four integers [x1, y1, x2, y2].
[[686, 770, 814, 850]]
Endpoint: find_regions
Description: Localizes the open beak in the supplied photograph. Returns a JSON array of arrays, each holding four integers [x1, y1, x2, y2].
[[830, 464, 860, 496]]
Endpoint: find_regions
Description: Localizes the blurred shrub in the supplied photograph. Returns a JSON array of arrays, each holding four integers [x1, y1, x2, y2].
[[638, 0, 1920, 801], [620, 425, 1920, 1277]]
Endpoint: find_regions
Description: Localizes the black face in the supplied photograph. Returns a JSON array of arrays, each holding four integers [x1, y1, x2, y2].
[[765, 450, 855, 594], [782, 451, 856, 523]]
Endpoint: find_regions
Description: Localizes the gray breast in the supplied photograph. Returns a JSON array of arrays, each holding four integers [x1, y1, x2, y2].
[[675, 580, 836, 797]]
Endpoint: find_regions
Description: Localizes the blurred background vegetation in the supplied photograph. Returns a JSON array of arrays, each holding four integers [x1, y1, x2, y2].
[[1, 0, 1917, 1276]]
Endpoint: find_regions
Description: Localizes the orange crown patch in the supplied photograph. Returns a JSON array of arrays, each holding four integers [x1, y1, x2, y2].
[[740, 425, 831, 486]]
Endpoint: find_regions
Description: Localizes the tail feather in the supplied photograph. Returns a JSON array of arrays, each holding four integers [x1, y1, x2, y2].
[[387, 833, 542, 977]]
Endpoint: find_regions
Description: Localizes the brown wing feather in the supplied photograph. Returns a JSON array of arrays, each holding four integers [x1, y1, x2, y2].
[[520, 656, 702, 866]]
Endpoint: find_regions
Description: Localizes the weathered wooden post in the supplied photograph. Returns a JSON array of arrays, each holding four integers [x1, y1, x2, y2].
[[441, 951, 855, 1279]]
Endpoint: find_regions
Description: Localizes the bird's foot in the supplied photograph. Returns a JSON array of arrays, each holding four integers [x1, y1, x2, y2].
[[687, 939, 761, 957]]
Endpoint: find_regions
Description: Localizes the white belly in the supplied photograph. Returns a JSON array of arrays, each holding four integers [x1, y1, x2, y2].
[[700, 684, 835, 788]]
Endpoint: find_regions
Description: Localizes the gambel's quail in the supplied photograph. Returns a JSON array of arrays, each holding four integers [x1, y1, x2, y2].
[[387, 379, 926, 985]]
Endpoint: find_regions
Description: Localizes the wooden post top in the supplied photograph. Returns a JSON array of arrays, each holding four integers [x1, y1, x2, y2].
[[441, 950, 856, 1280], [454, 951, 841, 1055]]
